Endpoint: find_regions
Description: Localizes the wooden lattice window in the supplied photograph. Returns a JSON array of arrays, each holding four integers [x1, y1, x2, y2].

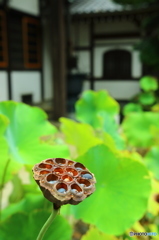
[[103, 49, 131, 79], [9, 11, 24, 69], [23, 17, 41, 69], [0, 10, 8, 68]]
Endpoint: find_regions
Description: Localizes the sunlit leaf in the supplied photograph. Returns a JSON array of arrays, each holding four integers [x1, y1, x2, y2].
[[122, 112, 159, 148], [72, 144, 151, 235], [0, 210, 72, 240], [75, 90, 119, 129], [140, 76, 158, 91], [60, 117, 102, 156], [151, 103, 159, 112]]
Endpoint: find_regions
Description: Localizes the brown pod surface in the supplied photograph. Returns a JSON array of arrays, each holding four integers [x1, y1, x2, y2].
[[32, 158, 96, 208]]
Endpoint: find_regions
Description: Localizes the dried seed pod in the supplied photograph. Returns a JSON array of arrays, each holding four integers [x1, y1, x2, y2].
[[32, 158, 96, 209]]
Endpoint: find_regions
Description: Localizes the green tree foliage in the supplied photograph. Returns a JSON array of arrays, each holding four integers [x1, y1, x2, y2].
[[113, 0, 159, 71]]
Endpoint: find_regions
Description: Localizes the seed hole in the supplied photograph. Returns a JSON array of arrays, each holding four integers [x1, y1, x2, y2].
[[77, 179, 91, 187], [54, 167, 64, 175], [45, 159, 54, 164], [39, 163, 52, 169], [71, 184, 82, 194], [81, 171, 93, 180], [55, 158, 66, 165], [56, 183, 68, 193], [74, 162, 86, 171], [68, 161, 74, 166], [62, 175, 73, 182], [66, 168, 78, 177], [40, 170, 50, 175], [47, 174, 58, 184]]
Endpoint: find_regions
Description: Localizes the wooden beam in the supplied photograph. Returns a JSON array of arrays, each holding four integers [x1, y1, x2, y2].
[[94, 32, 140, 40], [74, 46, 91, 51], [50, 0, 66, 120]]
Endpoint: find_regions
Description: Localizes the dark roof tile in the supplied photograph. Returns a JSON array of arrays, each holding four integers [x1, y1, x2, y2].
[[70, 0, 127, 14]]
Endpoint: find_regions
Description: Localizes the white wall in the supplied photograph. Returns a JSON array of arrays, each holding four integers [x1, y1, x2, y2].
[[0, 72, 8, 101], [94, 20, 139, 34], [9, 0, 39, 16], [82, 80, 140, 100], [76, 51, 90, 74], [11, 72, 41, 103]]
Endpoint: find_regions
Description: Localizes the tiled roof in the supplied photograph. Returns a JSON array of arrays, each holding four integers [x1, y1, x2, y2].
[[70, 0, 129, 15]]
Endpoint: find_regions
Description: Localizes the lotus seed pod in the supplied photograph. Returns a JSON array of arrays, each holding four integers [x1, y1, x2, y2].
[[32, 158, 96, 209]]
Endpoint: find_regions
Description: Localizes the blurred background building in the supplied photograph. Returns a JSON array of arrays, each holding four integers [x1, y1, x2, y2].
[[0, 0, 159, 119]]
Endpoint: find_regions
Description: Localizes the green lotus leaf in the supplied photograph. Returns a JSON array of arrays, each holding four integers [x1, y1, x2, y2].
[[144, 147, 159, 180], [0, 101, 69, 166], [122, 112, 159, 148], [0, 114, 20, 186], [0, 210, 72, 240], [98, 112, 125, 150], [75, 90, 119, 129], [139, 76, 158, 91], [60, 117, 102, 156], [123, 103, 143, 116], [72, 144, 151, 235], [9, 174, 25, 204], [1, 193, 45, 221], [81, 226, 118, 240], [139, 92, 156, 105]]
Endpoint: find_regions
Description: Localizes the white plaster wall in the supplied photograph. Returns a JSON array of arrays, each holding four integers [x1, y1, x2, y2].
[[76, 51, 90, 74], [132, 50, 142, 78], [94, 81, 140, 99], [9, 0, 39, 16], [11, 72, 41, 103], [94, 20, 139, 34], [0, 71, 8, 101], [82, 80, 140, 100]]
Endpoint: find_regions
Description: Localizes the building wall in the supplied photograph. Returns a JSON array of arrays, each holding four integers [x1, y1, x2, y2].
[[72, 20, 142, 100], [9, 0, 39, 16], [82, 81, 140, 100], [0, 72, 8, 101], [11, 71, 41, 103], [0, 0, 53, 104]]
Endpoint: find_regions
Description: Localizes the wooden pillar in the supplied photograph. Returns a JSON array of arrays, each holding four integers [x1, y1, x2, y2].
[[50, 0, 66, 120], [90, 19, 94, 90]]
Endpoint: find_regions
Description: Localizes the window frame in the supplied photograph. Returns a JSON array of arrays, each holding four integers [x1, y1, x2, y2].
[[103, 49, 132, 80], [22, 16, 42, 69]]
